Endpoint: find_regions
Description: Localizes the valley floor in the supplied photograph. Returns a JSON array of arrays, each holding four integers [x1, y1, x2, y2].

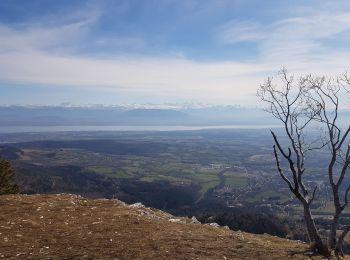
[[0, 194, 346, 259]]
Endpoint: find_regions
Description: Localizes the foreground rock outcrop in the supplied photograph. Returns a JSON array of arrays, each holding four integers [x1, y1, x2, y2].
[[0, 194, 346, 259]]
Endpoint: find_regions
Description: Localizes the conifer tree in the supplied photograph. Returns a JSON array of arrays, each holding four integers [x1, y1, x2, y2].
[[0, 159, 20, 195]]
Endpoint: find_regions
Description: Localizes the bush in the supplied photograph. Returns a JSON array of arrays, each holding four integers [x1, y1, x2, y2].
[[0, 159, 20, 195]]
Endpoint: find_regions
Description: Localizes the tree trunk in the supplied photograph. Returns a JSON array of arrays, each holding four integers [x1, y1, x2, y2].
[[303, 203, 329, 255], [328, 210, 340, 250], [335, 226, 350, 257]]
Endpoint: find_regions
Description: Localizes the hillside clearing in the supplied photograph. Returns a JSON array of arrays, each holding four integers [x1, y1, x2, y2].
[[0, 194, 347, 259]]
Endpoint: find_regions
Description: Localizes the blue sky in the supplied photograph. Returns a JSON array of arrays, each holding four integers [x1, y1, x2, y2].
[[1, 0, 350, 106]]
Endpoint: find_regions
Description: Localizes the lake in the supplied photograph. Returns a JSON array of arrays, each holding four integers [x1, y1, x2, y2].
[[0, 125, 281, 133]]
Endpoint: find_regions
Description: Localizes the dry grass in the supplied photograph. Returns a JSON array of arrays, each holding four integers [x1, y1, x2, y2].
[[0, 194, 347, 259]]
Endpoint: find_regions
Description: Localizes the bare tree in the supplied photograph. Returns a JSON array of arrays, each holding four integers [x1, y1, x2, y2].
[[257, 68, 350, 257]]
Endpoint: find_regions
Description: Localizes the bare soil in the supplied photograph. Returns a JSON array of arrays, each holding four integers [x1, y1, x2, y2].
[[0, 194, 347, 259]]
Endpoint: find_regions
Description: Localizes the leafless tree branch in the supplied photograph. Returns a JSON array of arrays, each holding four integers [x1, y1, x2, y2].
[[258, 68, 350, 255]]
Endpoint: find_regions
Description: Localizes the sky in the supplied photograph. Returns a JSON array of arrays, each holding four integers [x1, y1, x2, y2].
[[1, 0, 350, 106]]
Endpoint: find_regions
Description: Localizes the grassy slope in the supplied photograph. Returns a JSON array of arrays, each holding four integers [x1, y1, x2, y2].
[[0, 194, 347, 259]]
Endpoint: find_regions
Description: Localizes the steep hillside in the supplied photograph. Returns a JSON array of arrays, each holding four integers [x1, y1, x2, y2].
[[0, 194, 346, 259]]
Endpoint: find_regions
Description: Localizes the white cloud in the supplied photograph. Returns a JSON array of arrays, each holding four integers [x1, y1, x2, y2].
[[219, 21, 265, 44], [95, 36, 147, 49], [219, 10, 350, 64], [0, 23, 86, 53], [2, 3, 350, 105], [0, 8, 100, 54], [0, 50, 269, 103], [0, 14, 271, 104]]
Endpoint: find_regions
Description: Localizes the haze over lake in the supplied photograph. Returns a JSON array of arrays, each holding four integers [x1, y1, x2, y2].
[[0, 124, 282, 134]]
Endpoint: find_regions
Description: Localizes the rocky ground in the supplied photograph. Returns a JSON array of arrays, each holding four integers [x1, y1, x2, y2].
[[0, 194, 347, 259]]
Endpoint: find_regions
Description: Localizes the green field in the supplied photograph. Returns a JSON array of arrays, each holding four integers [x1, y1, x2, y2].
[[88, 166, 131, 178], [13, 131, 339, 214], [224, 172, 248, 188]]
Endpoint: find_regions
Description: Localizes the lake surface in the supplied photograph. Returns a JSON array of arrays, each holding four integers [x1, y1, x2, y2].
[[0, 125, 281, 133]]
